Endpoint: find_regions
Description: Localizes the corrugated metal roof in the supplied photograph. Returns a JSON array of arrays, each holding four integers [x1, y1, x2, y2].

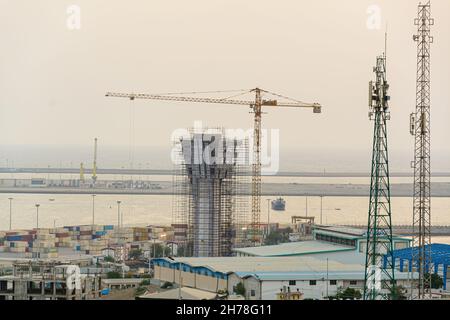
[[138, 287, 216, 300], [169, 256, 358, 273], [158, 256, 415, 281], [314, 226, 366, 237], [393, 244, 450, 265], [232, 240, 354, 257]]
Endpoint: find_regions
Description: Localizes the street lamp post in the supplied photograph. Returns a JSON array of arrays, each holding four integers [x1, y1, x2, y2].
[[326, 258, 329, 298], [266, 199, 271, 236], [35, 204, 40, 229], [305, 195, 308, 217], [322, 207, 341, 225], [8, 198, 13, 230], [320, 196, 323, 225], [117, 201, 121, 229], [92, 194, 96, 226]]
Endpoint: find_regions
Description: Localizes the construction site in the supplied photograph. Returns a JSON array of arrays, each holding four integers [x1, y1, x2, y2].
[[171, 127, 250, 257], [0, 261, 102, 300], [1, 0, 449, 305]]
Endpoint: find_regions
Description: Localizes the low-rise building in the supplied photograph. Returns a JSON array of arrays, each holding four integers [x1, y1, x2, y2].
[[152, 256, 415, 300], [234, 225, 411, 265], [0, 261, 102, 300]]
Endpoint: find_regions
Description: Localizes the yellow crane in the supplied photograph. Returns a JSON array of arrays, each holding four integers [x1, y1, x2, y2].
[[105, 88, 322, 244]]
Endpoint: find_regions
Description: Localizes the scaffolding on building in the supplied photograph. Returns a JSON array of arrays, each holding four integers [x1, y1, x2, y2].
[[172, 127, 250, 257]]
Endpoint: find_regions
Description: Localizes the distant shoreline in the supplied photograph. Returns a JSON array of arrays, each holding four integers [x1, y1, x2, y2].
[[1, 167, 450, 177], [1, 182, 450, 197]]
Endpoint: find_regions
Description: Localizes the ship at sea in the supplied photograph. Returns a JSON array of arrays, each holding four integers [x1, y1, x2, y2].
[[271, 197, 286, 211]]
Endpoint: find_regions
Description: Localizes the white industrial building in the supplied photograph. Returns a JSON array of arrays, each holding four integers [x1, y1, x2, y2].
[[152, 256, 415, 300], [233, 225, 411, 265], [151, 226, 414, 300]]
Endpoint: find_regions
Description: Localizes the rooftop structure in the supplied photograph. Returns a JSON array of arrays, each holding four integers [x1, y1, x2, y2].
[[0, 261, 102, 300], [391, 244, 450, 290], [233, 225, 411, 265], [233, 240, 353, 258]]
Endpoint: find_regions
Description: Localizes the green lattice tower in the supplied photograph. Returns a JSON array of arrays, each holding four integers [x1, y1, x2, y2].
[[363, 54, 396, 300]]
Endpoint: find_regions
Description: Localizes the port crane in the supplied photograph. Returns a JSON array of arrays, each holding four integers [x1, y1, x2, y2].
[[105, 88, 322, 244]]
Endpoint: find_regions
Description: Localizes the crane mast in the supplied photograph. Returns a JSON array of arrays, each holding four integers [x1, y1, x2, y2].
[[251, 89, 262, 244], [106, 88, 321, 245]]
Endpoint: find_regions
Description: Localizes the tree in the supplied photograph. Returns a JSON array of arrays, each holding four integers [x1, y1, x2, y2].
[[129, 249, 143, 260], [176, 245, 186, 257], [107, 271, 122, 279], [389, 285, 407, 300], [140, 279, 150, 286], [234, 282, 246, 297], [104, 255, 115, 263], [332, 287, 362, 300], [425, 273, 444, 289], [264, 228, 292, 245], [135, 286, 147, 297], [152, 244, 171, 258]]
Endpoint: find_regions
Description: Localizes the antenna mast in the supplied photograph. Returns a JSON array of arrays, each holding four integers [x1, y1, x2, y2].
[[410, 1, 434, 299], [364, 51, 396, 300]]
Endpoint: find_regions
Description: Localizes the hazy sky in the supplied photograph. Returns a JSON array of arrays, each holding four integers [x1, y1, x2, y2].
[[0, 0, 449, 171]]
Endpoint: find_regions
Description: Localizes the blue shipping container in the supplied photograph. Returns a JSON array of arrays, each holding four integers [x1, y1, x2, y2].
[[101, 288, 110, 295], [6, 236, 23, 241]]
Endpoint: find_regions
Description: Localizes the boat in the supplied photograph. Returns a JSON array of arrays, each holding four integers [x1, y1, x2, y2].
[[271, 197, 286, 211]]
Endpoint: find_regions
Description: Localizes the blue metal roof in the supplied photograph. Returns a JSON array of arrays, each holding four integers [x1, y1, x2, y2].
[[392, 244, 450, 265]]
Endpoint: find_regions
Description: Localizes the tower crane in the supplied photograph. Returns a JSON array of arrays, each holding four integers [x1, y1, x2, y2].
[[106, 88, 322, 244]]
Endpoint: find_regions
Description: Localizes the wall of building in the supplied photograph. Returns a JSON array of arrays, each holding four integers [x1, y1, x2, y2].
[[155, 264, 227, 293], [155, 265, 175, 283], [153, 260, 416, 300], [243, 277, 261, 300], [195, 274, 219, 292], [227, 273, 242, 295], [178, 270, 196, 288], [261, 280, 342, 300]]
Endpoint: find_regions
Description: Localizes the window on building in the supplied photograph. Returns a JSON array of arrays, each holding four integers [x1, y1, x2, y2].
[[289, 280, 296, 286], [349, 280, 357, 286], [251, 290, 256, 297], [330, 280, 337, 286], [309, 280, 317, 286]]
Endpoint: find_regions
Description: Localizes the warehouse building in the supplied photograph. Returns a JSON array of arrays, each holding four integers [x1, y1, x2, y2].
[[152, 256, 415, 300], [233, 226, 411, 265], [391, 244, 450, 290]]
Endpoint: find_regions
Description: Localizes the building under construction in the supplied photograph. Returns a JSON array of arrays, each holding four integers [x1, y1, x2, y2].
[[0, 261, 102, 300], [172, 128, 250, 257]]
